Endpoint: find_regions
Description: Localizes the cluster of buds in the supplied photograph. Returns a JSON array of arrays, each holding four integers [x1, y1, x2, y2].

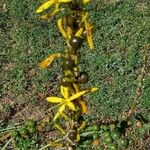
[[36, 0, 98, 149]]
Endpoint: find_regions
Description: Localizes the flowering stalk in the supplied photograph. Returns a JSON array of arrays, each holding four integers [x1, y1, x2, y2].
[[36, 0, 98, 148]]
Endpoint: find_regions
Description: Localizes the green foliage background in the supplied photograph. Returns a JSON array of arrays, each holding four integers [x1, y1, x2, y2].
[[0, 0, 150, 120]]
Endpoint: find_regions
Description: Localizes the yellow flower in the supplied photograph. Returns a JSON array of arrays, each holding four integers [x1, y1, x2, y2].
[[46, 86, 98, 121], [38, 53, 61, 69], [36, 0, 72, 16], [81, 12, 94, 49], [82, 0, 91, 4]]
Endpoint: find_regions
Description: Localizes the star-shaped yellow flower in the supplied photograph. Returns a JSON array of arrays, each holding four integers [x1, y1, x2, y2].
[[36, 0, 72, 16], [47, 86, 98, 121]]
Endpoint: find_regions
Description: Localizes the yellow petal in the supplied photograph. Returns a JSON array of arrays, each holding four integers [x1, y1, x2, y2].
[[61, 113, 69, 120], [82, 0, 91, 4], [73, 67, 78, 72], [65, 69, 74, 76], [40, 14, 50, 20], [77, 121, 86, 131], [85, 21, 94, 49], [74, 134, 80, 142], [67, 90, 89, 102], [53, 105, 65, 121], [57, 18, 67, 38], [90, 87, 99, 92], [49, 141, 63, 147], [38, 53, 61, 69], [38, 59, 49, 69], [49, 4, 60, 16], [59, 0, 72, 2], [78, 100, 88, 113], [73, 83, 80, 93], [75, 28, 83, 37], [46, 97, 63, 103], [54, 123, 66, 134], [60, 86, 69, 99], [67, 27, 73, 39], [36, 0, 55, 13], [67, 102, 75, 111], [81, 12, 89, 21], [67, 87, 98, 102]]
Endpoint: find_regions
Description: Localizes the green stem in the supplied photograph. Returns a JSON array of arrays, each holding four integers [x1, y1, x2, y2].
[[0, 126, 22, 133]]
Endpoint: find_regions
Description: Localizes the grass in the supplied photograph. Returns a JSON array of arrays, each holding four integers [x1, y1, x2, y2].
[[0, 0, 150, 127]]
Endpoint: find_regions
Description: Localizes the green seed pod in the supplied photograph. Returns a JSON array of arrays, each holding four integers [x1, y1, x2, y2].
[[103, 136, 113, 145], [76, 147, 82, 150], [61, 77, 71, 87], [63, 58, 75, 69], [108, 143, 118, 150], [109, 124, 116, 131], [70, 36, 83, 50], [111, 131, 121, 141], [86, 124, 99, 132], [101, 125, 110, 131], [118, 138, 128, 148], [61, 76, 77, 87], [82, 140, 92, 145], [78, 72, 89, 84], [102, 131, 111, 138]]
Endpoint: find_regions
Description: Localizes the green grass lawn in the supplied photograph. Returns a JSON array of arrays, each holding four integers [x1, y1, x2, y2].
[[0, 0, 150, 124], [0, 0, 150, 149]]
